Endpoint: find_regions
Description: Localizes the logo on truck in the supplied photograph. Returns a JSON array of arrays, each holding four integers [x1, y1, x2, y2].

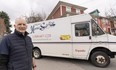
[[29, 21, 55, 34], [60, 35, 71, 40]]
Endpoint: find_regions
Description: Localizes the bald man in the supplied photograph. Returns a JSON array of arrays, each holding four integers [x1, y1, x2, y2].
[[0, 18, 36, 70]]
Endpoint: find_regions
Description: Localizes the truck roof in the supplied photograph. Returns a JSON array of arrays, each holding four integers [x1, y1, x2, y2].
[[29, 14, 92, 24]]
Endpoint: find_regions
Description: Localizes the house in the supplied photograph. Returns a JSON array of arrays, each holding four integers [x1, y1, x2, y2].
[[90, 9, 113, 34], [93, 16, 116, 35], [91, 15, 113, 34], [97, 16, 112, 34], [90, 9, 100, 16], [0, 18, 6, 37], [110, 16, 116, 35], [46, 1, 87, 20]]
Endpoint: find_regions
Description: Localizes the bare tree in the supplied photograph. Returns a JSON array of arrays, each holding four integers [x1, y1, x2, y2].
[[105, 7, 116, 35], [25, 11, 46, 23], [105, 7, 116, 21]]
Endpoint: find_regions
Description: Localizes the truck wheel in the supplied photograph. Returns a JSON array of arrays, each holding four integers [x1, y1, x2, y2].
[[90, 51, 110, 67], [33, 48, 41, 59]]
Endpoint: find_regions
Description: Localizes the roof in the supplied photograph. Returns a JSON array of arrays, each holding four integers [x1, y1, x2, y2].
[[90, 14, 108, 19], [46, 1, 87, 20], [89, 9, 100, 14]]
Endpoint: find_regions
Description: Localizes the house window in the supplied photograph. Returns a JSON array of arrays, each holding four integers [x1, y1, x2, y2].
[[66, 6, 71, 12], [102, 18, 109, 25], [76, 9, 80, 14]]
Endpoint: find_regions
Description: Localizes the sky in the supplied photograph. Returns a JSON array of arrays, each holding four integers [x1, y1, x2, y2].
[[0, 0, 116, 31]]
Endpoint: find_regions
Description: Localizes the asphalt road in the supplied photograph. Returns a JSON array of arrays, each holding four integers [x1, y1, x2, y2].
[[35, 56, 116, 70]]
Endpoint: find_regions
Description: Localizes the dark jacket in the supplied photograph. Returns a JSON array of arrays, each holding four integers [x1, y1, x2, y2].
[[0, 30, 33, 70], [0, 54, 8, 70]]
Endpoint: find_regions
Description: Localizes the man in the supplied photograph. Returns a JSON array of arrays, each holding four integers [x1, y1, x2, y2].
[[0, 18, 36, 70]]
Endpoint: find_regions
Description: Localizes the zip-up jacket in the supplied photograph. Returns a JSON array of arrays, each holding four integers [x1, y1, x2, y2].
[[0, 30, 33, 70]]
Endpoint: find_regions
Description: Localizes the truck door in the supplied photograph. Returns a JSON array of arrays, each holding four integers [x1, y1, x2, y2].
[[91, 19, 108, 48], [72, 22, 92, 59]]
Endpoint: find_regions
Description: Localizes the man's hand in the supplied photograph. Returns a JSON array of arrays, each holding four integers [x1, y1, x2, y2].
[[33, 58, 37, 70]]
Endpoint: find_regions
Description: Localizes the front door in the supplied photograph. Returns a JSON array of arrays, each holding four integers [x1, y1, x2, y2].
[[72, 22, 92, 59]]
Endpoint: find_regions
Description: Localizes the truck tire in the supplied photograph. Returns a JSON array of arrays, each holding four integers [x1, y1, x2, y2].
[[90, 51, 110, 67], [33, 48, 41, 59]]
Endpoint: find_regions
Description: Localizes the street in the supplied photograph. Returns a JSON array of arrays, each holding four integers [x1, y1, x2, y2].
[[35, 56, 116, 70]]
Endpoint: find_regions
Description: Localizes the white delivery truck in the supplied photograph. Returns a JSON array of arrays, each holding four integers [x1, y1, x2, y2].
[[27, 14, 116, 67]]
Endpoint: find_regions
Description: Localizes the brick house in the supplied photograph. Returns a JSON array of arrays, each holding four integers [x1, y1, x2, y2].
[[110, 17, 116, 35], [46, 1, 87, 20], [98, 17, 116, 35], [0, 18, 6, 37], [91, 16, 113, 34], [90, 9, 114, 34], [97, 17, 112, 33]]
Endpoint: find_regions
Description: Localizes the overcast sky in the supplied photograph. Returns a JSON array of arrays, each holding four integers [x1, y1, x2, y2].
[[0, 0, 116, 31]]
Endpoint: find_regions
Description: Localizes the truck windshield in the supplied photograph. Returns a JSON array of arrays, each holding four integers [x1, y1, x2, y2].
[[91, 19, 105, 36]]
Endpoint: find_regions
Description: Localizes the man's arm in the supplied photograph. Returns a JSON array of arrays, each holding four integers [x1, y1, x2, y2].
[[0, 36, 10, 69]]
